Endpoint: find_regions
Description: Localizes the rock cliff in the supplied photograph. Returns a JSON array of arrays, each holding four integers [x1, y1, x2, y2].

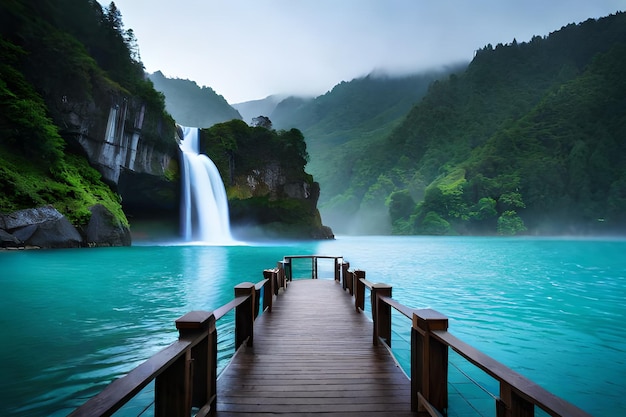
[[57, 94, 179, 211]]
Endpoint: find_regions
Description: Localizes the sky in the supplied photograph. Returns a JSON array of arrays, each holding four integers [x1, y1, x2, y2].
[[99, 0, 625, 104]]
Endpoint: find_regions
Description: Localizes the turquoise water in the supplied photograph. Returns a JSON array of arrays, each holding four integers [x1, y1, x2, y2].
[[0, 236, 624, 416]]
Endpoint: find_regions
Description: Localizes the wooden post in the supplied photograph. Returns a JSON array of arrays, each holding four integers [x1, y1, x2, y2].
[[334, 257, 340, 283], [155, 349, 192, 417], [411, 309, 449, 414], [341, 260, 350, 291], [371, 284, 392, 346], [282, 258, 292, 282], [175, 311, 217, 412], [262, 269, 274, 312], [313, 256, 317, 279], [276, 261, 286, 290], [497, 382, 535, 417], [354, 270, 366, 311], [235, 282, 255, 349]]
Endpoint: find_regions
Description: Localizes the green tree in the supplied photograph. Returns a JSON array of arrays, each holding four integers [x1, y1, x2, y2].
[[497, 210, 527, 235], [415, 211, 451, 235], [388, 190, 415, 223]]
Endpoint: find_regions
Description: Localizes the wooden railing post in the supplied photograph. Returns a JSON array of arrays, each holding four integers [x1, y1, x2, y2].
[[279, 258, 292, 282], [497, 382, 535, 417], [176, 311, 217, 413], [411, 309, 449, 414], [334, 257, 341, 283], [262, 269, 275, 312], [371, 284, 392, 346], [276, 261, 286, 290], [155, 349, 192, 417], [341, 260, 350, 291], [234, 282, 255, 349], [354, 270, 366, 311], [345, 268, 353, 294]]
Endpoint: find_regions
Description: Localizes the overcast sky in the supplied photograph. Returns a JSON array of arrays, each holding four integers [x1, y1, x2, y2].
[[99, 0, 624, 104]]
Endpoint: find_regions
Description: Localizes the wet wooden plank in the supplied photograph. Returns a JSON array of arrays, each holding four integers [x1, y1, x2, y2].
[[214, 279, 420, 416]]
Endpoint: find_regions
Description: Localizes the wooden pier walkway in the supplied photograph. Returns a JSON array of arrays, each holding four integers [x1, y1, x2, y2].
[[69, 255, 593, 417], [215, 279, 417, 416]]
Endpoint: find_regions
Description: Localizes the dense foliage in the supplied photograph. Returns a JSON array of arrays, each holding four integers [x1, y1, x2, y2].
[[294, 13, 626, 235], [0, 0, 175, 226], [271, 71, 459, 203], [199, 119, 311, 188]]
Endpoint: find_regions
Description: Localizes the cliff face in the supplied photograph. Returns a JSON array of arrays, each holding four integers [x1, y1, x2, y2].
[[57, 94, 179, 215], [61, 99, 169, 181], [229, 165, 334, 240]]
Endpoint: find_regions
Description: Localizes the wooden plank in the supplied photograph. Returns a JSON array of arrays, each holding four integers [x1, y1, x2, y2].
[[214, 279, 418, 416]]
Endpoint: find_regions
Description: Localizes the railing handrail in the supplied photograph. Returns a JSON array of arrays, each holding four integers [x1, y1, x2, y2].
[[365, 282, 593, 417], [358, 276, 375, 290], [283, 255, 342, 260], [431, 329, 591, 417], [68, 340, 193, 417], [378, 294, 413, 319], [281, 255, 343, 282], [69, 277, 269, 417], [214, 294, 249, 320]]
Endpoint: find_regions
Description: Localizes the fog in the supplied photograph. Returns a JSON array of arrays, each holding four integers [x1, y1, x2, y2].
[[99, 0, 623, 103]]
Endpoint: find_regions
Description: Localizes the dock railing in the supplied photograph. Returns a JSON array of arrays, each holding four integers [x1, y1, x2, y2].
[[69, 255, 592, 417], [68, 277, 272, 417], [342, 265, 593, 417]]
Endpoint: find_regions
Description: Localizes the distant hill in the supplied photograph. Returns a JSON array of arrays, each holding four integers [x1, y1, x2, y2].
[[232, 95, 289, 125], [267, 70, 462, 231], [323, 12, 626, 235], [148, 71, 241, 128]]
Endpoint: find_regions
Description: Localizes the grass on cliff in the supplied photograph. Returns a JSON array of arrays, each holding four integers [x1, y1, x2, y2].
[[0, 146, 129, 228]]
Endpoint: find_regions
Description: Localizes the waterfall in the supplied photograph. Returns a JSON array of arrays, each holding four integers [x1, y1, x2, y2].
[[179, 126, 233, 244]]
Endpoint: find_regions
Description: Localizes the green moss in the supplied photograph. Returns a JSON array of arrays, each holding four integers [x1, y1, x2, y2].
[[0, 146, 128, 228], [164, 158, 179, 181]]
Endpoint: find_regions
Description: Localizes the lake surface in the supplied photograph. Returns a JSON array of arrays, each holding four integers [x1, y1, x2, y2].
[[1, 236, 624, 416]]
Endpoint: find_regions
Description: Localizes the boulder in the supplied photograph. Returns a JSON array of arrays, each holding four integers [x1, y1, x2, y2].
[[2, 205, 63, 230], [0, 229, 22, 248], [85, 204, 131, 247], [1, 206, 82, 249]]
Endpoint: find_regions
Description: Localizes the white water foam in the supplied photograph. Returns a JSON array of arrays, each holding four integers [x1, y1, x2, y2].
[[179, 126, 233, 244]]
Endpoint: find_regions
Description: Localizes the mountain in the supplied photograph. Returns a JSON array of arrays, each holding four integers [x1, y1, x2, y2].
[[267, 69, 463, 233], [330, 12, 626, 235], [232, 95, 290, 125], [148, 71, 241, 128]]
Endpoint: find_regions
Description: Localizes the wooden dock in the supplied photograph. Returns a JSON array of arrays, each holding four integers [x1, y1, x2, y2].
[[69, 255, 593, 417], [215, 279, 417, 416]]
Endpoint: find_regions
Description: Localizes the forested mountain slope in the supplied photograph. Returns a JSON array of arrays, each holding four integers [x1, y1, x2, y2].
[[148, 71, 242, 128], [271, 70, 460, 206], [323, 12, 626, 235]]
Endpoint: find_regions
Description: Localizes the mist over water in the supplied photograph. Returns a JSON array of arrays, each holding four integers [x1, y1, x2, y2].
[[1, 236, 624, 416]]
